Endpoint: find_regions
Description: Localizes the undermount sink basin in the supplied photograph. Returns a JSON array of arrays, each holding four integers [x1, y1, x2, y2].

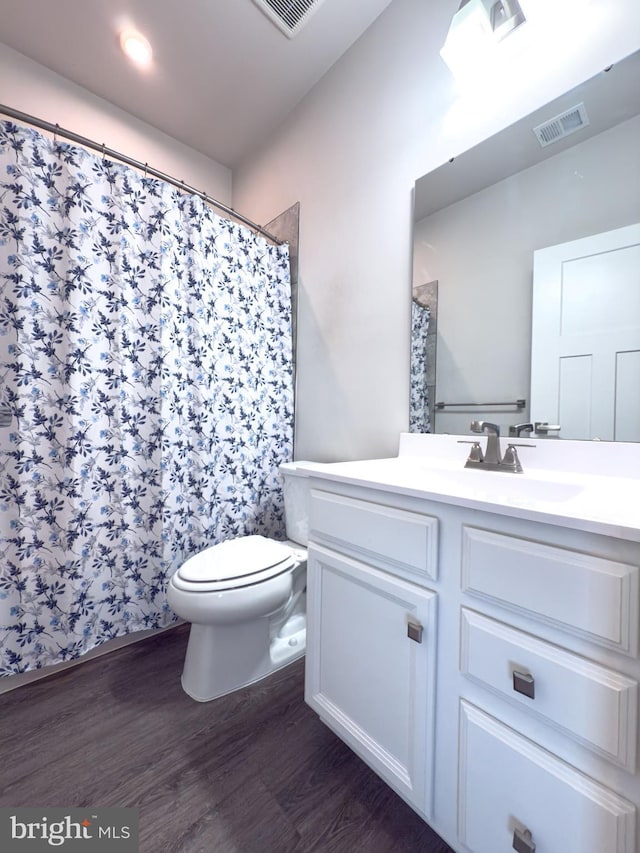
[[315, 456, 588, 507], [419, 467, 584, 504]]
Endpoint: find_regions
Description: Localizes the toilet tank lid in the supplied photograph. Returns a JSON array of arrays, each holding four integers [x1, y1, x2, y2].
[[280, 461, 322, 476], [177, 535, 294, 583]]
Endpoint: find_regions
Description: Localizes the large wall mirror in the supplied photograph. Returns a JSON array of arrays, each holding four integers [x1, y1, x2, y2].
[[411, 49, 640, 441]]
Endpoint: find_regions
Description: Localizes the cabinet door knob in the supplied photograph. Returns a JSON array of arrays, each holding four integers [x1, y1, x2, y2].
[[513, 670, 535, 699], [407, 621, 423, 644], [513, 827, 536, 853]]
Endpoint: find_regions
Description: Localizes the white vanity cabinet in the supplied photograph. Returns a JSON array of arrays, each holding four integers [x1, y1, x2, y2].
[[304, 488, 439, 817], [457, 518, 639, 853], [300, 439, 640, 853]]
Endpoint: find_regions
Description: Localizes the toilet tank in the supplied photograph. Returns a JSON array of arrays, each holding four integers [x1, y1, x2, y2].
[[279, 462, 313, 546]]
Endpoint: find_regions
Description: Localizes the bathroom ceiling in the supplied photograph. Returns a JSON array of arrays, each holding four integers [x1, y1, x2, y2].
[[0, 0, 393, 168]]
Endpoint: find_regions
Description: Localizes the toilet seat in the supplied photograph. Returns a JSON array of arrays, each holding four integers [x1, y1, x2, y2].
[[171, 535, 297, 593]]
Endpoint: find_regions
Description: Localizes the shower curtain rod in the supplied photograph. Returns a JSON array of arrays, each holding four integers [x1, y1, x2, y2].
[[0, 103, 282, 245]]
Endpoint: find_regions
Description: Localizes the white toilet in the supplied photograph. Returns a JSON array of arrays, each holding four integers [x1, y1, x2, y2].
[[167, 462, 310, 701]]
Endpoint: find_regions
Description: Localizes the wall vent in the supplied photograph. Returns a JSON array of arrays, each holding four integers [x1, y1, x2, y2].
[[533, 103, 590, 148], [252, 0, 326, 38]]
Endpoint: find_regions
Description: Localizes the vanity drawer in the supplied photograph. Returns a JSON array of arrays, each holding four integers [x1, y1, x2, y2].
[[309, 489, 438, 582], [460, 608, 638, 770], [461, 526, 639, 654], [458, 701, 636, 853]]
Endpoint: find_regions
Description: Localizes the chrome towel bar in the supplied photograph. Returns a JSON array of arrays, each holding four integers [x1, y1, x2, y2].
[[435, 399, 526, 410]]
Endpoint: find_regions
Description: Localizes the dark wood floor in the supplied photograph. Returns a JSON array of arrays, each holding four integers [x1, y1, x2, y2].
[[0, 625, 453, 853]]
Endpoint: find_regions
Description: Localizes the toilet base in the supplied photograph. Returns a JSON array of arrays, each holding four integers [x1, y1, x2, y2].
[[181, 613, 306, 702]]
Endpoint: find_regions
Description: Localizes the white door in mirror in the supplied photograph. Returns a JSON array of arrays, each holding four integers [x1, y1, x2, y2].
[[531, 223, 640, 441]]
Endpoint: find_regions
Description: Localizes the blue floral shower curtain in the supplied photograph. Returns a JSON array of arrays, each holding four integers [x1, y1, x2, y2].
[[0, 121, 294, 676], [410, 299, 431, 433]]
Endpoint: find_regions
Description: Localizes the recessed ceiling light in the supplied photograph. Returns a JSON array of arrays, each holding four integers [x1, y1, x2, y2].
[[119, 29, 152, 68]]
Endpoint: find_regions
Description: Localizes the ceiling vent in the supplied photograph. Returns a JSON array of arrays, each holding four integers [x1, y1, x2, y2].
[[533, 103, 590, 148], [252, 0, 326, 38]]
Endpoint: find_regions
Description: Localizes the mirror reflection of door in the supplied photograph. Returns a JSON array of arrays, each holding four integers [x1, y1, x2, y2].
[[530, 223, 640, 441]]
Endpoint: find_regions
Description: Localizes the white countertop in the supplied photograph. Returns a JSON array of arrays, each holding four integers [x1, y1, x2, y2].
[[295, 434, 640, 542]]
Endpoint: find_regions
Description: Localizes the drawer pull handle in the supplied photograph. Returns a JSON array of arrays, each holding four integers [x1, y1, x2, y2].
[[407, 621, 423, 644], [513, 670, 535, 699], [513, 827, 536, 853]]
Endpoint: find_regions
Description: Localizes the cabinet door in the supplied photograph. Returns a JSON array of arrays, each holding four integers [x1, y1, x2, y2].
[[305, 544, 437, 817]]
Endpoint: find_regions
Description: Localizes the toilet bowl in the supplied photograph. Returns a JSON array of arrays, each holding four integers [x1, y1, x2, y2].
[[167, 462, 311, 702]]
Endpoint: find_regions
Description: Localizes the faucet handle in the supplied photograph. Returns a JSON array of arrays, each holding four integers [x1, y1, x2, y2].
[[501, 444, 523, 473], [462, 441, 485, 468], [468, 441, 484, 463]]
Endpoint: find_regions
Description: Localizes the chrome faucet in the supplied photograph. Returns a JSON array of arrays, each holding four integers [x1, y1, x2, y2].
[[470, 421, 502, 464], [463, 420, 533, 473], [509, 422, 534, 437]]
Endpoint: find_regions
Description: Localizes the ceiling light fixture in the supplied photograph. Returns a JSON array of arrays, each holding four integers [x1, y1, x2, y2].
[[441, 0, 594, 86], [440, 0, 526, 83], [119, 29, 153, 68]]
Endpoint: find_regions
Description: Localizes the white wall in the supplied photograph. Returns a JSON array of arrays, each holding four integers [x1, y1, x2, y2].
[[234, 0, 640, 462], [413, 115, 640, 435], [0, 43, 231, 205]]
